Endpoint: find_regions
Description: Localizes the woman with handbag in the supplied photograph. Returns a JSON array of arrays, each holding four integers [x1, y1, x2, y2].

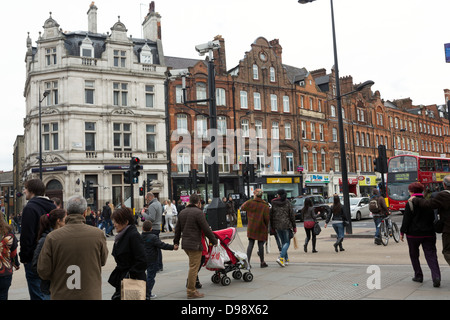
[[301, 198, 318, 253], [108, 207, 147, 300], [325, 195, 348, 252]]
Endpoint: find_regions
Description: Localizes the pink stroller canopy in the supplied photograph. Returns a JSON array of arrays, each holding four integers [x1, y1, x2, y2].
[[212, 227, 236, 246]]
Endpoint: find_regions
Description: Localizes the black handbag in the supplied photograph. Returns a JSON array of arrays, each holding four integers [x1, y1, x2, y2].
[[313, 222, 321, 235]]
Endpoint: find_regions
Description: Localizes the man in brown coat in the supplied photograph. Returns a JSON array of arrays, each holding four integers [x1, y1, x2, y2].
[[37, 195, 108, 300], [240, 188, 270, 267], [173, 193, 217, 299]]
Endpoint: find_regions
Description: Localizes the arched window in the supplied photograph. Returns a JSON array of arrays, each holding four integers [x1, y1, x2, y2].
[[177, 148, 191, 173]]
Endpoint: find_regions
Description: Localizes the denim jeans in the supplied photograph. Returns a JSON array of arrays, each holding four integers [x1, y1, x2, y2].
[[373, 217, 382, 238], [104, 219, 113, 235], [276, 229, 291, 260], [0, 275, 12, 300], [146, 262, 159, 299], [24, 263, 45, 300], [332, 222, 345, 241]]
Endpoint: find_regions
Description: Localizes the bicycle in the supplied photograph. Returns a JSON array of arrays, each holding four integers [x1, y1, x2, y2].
[[379, 214, 400, 246]]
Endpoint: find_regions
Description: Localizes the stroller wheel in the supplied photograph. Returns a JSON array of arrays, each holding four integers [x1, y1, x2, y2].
[[221, 276, 231, 286], [211, 274, 221, 284], [232, 270, 242, 280], [243, 272, 253, 282]]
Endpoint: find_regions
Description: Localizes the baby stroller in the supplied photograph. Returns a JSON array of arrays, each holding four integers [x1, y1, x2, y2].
[[203, 227, 253, 286]]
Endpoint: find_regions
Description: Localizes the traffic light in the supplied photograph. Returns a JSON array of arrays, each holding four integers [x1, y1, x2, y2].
[[123, 170, 132, 184], [130, 157, 142, 182], [192, 169, 198, 189], [139, 186, 144, 196], [249, 163, 255, 183], [243, 164, 249, 183], [373, 157, 381, 173], [147, 178, 153, 191], [377, 145, 388, 173]]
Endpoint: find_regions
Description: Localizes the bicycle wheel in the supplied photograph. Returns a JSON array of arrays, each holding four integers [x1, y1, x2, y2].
[[380, 220, 389, 246], [392, 222, 400, 243]]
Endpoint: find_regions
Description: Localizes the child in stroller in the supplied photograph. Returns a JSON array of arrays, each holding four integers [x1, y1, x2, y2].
[[202, 227, 253, 286]]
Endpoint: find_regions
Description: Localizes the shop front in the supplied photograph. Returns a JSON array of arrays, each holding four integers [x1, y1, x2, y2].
[[358, 175, 378, 197], [338, 177, 359, 195], [304, 174, 331, 198], [259, 176, 301, 202]]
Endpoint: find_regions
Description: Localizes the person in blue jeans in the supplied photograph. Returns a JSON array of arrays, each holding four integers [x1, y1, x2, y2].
[[141, 220, 178, 299], [325, 195, 348, 252], [269, 189, 296, 267]]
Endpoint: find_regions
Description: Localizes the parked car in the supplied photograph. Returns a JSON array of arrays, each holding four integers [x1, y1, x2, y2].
[[326, 193, 357, 207], [291, 195, 330, 221], [349, 197, 371, 220]]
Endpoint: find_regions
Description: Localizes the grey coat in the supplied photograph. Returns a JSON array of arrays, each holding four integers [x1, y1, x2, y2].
[[143, 198, 162, 231]]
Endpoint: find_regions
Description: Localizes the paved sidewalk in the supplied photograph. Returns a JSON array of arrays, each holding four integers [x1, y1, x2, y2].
[[8, 224, 450, 300]]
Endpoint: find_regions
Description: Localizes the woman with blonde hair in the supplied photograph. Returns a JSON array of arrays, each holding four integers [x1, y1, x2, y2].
[[0, 216, 20, 300], [164, 200, 174, 232]]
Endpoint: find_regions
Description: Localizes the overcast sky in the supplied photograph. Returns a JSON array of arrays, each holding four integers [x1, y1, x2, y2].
[[1, 0, 449, 171]]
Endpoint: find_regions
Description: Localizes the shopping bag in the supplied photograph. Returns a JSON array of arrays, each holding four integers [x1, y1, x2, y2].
[[121, 278, 146, 300], [205, 241, 227, 269], [293, 235, 299, 249]]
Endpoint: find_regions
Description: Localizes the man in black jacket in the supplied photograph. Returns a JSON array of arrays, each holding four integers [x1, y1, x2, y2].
[[412, 175, 450, 266], [19, 179, 56, 300]]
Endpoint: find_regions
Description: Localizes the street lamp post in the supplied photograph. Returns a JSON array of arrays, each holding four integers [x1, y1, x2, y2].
[[38, 89, 50, 181], [299, 0, 374, 233]]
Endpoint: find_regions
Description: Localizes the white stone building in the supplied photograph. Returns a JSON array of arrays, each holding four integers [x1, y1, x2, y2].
[[22, 3, 168, 210]]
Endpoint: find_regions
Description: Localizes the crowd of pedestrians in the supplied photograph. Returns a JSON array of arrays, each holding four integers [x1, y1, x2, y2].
[[3, 175, 450, 300]]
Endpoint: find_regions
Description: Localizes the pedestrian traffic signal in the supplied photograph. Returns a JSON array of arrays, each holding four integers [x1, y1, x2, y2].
[[130, 157, 142, 181]]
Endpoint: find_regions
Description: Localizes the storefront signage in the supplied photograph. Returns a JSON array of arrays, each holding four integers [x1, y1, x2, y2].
[[304, 174, 330, 183], [267, 177, 293, 184], [358, 176, 377, 186], [338, 178, 359, 185]]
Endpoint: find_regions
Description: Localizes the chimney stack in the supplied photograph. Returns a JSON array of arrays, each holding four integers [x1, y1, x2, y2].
[[87, 2, 98, 34], [142, 2, 161, 41]]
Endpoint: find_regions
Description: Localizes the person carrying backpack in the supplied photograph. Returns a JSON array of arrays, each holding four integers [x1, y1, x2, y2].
[[369, 189, 389, 245]]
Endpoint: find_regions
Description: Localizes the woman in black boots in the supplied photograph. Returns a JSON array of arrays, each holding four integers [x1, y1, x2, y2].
[[301, 198, 318, 253], [325, 195, 347, 252]]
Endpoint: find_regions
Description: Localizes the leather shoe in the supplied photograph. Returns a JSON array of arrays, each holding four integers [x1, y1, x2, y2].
[[187, 291, 205, 299], [433, 279, 441, 288], [412, 277, 423, 283]]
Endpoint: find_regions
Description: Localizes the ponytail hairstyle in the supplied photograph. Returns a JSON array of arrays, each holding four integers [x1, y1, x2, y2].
[[37, 208, 67, 241]]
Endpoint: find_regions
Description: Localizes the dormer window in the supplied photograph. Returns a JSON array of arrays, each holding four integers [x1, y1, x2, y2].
[[140, 43, 153, 64], [80, 36, 94, 58]]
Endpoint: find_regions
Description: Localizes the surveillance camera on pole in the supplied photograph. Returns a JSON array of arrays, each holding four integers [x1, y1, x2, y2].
[[195, 40, 220, 56]]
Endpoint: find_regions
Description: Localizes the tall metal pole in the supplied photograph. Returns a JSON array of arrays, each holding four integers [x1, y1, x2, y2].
[[205, 51, 227, 230], [38, 88, 43, 181], [330, 0, 352, 233]]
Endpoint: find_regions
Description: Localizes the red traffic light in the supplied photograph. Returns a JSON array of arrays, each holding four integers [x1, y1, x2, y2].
[[131, 157, 140, 164]]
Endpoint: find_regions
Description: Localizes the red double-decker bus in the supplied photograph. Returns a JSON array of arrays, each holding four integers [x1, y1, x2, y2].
[[387, 154, 450, 213]]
